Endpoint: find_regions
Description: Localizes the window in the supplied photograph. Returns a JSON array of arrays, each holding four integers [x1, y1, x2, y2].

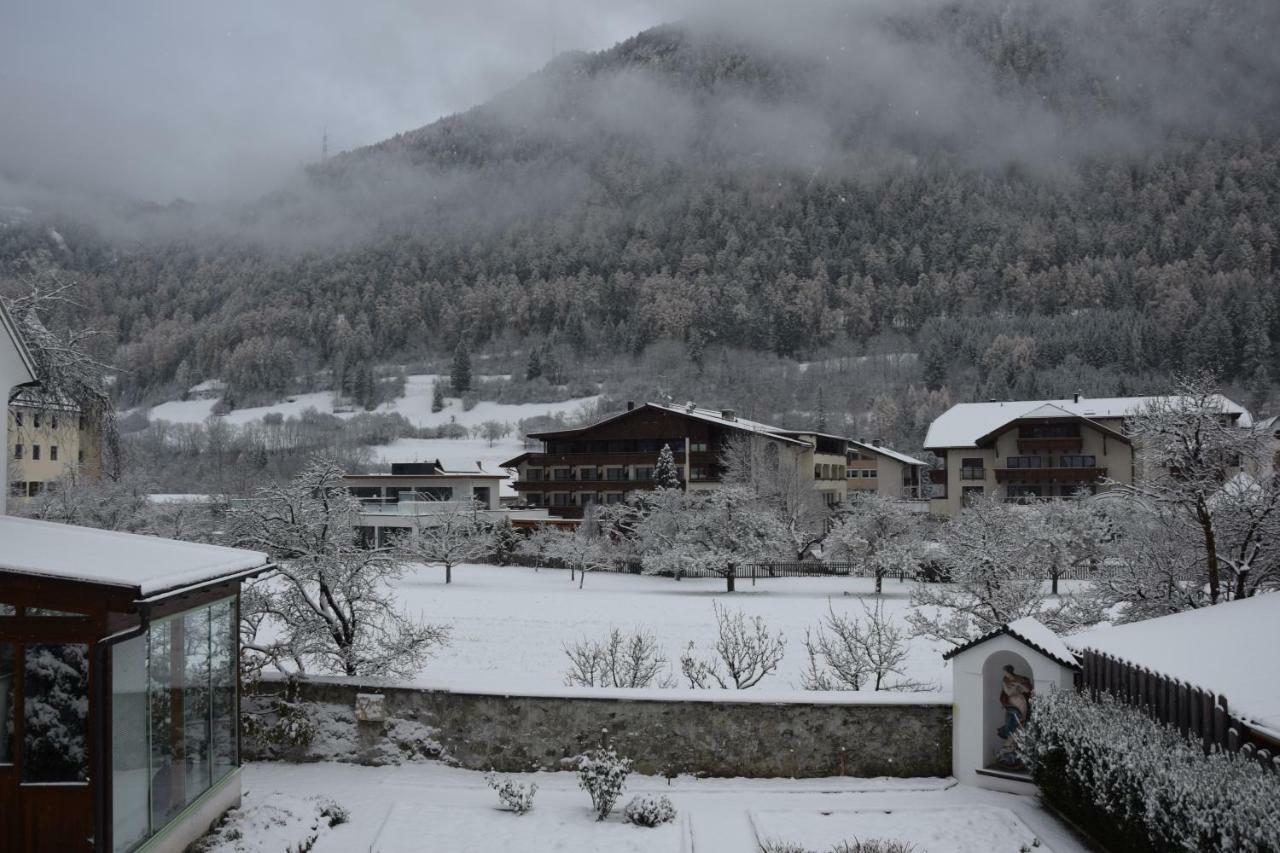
[[524, 493, 543, 506], [51, 415, 59, 430], [12, 444, 21, 459], [690, 441, 708, 452], [33, 413, 41, 428], [1005, 456, 1042, 469], [579, 468, 600, 481], [31, 445, 40, 461], [472, 487, 491, 506], [112, 634, 148, 852], [604, 493, 625, 504], [862, 469, 877, 479], [604, 467, 626, 481], [78, 449, 84, 463], [525, 467, 543, 482], [13, 411, 21, 427], [79, 415, 86, 431], [1059, 455, 1097, 468], [552, 467, 572, 481], [550, 493, 571, 507], [23, 644, 90, 782], [634, 467, 654, 481], [960, 458, 985, 480], [49, 446, 58, 462], [8, 482, 23, 496]]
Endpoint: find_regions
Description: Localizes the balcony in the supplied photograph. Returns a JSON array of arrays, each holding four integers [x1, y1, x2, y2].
[[994, 466, 1106, 483], [1016, 436, 1084, 452]]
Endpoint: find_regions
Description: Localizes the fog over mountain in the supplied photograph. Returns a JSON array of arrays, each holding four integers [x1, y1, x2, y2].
[[2, 0, 1279, 432]]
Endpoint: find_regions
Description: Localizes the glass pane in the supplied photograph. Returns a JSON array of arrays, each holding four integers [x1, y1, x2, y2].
[[183, 607, 211, 806], [149, 620, 181, 826], [210, 599, 237, 782], [0, 644, 13, 764], [25, 608, 86, 617], [0, 603, 13, 616], [112, 635, 149, 852], [22, 643, 89, 783]]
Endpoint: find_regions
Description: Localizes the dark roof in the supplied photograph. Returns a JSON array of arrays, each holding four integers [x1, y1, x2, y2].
[[526, 402, 811, 447], [942, 620, 1080, 669]]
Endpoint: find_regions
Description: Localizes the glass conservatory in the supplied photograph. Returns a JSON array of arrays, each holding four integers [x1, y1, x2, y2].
[[0, 516, 270, 853]]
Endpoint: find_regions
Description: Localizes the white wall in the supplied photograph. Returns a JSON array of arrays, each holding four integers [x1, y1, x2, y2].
[[0, 318, 35, 516]]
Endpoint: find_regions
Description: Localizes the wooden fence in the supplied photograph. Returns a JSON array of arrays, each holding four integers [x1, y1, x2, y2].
[[1079, 649, 1280, 774]]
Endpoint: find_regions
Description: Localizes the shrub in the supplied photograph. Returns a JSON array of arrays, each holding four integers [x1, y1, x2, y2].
[[577, 747, 632, 820], [485, 772, 538, 814], [563, 628, 673, 688], [1019, 688, 1280, 853], [623, 793, 677, 827], [760, 841, 916, 853]]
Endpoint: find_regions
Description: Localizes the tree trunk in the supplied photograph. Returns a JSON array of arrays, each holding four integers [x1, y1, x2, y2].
[[1051, 571, 1059, 596], [875, 567, 883, 596], [726, 570, 736, 593], [579, 568, 585, 589], [446, 563, 452, 584], [1199, 504, 1221, 604]]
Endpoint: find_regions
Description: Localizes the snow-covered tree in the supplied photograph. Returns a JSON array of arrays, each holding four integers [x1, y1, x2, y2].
[[562, 628, 673, 688], [680, 602, 785, 689], [393, 499, 492, 585], [431, 380, 445, 413], [907, 497, 1097, 646], [652, 443, 682, 490], [230, 457, 450, 677], [801, 600, 931, 692], [1114, 373, 1280, 603], [544, 513, 613, 588], [451, 343, 472, 394], [826, 494, 927, 594], [631, 486, 791, 592], [721, 434, 829, 560]]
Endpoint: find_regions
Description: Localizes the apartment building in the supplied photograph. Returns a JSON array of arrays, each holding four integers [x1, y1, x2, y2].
[[7, 390, 102, 498], [845, 438, 929, 500], [502, 402, 859, 519], [923, 394, 1251, 517]]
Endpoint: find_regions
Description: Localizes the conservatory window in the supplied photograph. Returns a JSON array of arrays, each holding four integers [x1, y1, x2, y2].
[[0, 643, 13, 765], [22, 643, 90, 783]]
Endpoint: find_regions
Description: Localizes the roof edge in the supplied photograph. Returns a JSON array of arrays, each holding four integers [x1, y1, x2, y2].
[[0, 301, 38, 384]]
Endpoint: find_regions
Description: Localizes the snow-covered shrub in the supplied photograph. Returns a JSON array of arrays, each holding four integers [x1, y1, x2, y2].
[[681, 602, 785, 689], [1019, 688, 1280, 853], [623, 793, 676, 827], [759, 841, 916, 853], [563, 628, 673, 688], [486, 772, 538, 814], [191, 794, 346, 853], [241, 680, 316, 753], [577, 747, 632, 820]]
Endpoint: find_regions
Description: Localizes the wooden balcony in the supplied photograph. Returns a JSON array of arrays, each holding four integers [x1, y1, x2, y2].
[[519, 451, 720, 467], [994, 466, 1106, 483], [1016, 437, 1084, 452]]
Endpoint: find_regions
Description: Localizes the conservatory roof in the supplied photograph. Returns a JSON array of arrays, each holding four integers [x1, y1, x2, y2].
[[924, 395, 1251, 449], [0, 516, 270, 599], [942, 617, 1080, 669], [1069, 593, 1280, 733]]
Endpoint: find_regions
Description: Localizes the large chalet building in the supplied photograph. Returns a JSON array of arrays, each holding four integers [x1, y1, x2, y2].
[[501, 402, 926, 519], [923, 394, 1252, 517]]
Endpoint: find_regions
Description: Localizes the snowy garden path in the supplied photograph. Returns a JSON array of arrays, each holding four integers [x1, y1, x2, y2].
[[237, 762, 1094, 852]]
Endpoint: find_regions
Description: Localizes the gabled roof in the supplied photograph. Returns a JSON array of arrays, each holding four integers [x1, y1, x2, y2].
[[846, 439, 927, 467], [526, 403, 812, 447], [942, 616, 1080, 669], [0, 516, 271, 600], [968, 403, 1131, 448], [925, 395, 1252, 449], [0, 300, 38, 385]]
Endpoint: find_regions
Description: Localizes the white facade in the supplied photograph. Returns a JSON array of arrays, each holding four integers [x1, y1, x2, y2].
[[946, 622, 1078, 794], [0, 303, 38, 516]]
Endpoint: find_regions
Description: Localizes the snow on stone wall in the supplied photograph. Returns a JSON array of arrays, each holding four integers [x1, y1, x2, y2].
[[245, 678, 952, 778]]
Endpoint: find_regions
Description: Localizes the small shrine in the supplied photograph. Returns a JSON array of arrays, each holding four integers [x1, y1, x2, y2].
[[943, 617, 1079, 793]]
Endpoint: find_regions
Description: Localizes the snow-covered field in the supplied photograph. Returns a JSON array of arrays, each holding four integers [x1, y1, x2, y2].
[[384, 564, 1086, 694], [145, 373, 599, 430], [212, 762, 1091, 853]]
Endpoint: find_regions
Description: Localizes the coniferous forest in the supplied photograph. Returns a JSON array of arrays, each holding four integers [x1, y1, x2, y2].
[[2, 0, 1279, 444]]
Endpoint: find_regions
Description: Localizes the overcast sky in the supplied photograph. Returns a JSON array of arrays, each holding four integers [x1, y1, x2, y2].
[[0, 0, 696, 203]]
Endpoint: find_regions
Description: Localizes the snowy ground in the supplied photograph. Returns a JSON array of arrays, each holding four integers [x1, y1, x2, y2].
[[218, 762, 1092, 853], [145, 373, 599, 430], [379, 563, 1089, 693]]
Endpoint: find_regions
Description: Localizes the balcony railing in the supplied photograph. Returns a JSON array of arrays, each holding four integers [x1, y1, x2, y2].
[[994, 466, 1106, 483], [358, 499, 478, 516]]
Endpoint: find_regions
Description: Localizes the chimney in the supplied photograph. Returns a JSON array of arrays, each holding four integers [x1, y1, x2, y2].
[[1073, 392, 1081, 404], [721, 408, 737, 422], [626, 401, 635, 411], [872, 438, 882, 447]]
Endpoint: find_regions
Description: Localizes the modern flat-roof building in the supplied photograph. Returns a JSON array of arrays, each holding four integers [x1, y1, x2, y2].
[[922, 394, 1252, 517]]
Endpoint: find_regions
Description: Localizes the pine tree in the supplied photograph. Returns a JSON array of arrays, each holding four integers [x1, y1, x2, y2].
[[816, 388, 828, 432], [431, 379, 445, 413], [653, 443, 682, 490], [922, 338, 948, 391], [451, 342, 472, 394], [526, 347, 543, 381]]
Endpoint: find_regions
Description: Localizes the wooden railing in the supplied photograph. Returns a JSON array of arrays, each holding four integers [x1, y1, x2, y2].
[[1079, 649, 1279, 774]]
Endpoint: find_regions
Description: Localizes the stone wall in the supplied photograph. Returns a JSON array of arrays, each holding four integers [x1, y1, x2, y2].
[[247, 678, 952, 778]]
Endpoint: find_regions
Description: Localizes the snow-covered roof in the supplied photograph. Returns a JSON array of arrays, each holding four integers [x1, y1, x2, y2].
[[0, 300, 38, 383], [924, 395, 1252, 449], [847, 439, 927, 467], [529, 403, 813, 447], [942, 617, 1079, 669], [0, 516, 270, 599], [1069, 593, 1280, 732]]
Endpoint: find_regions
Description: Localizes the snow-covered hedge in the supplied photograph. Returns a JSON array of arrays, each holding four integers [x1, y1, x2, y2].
[[486, 773, 537, 814], [623, 793, 676, 827], [1018, 688, 1280, 853]]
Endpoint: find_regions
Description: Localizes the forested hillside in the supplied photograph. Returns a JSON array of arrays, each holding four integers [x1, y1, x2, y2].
[[2, 0, 1279, 436]]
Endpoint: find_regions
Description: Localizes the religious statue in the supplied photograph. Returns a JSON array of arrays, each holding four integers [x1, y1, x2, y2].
[[994, 664, 1033, 769]]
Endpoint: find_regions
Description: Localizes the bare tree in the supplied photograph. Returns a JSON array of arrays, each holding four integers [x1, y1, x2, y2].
[[826, 494, 926, 594], [544, 513, 613, 588], [801, 600, 932, 692], [393, 499, 492, 584], [721, 434, 829, 560], [1115, 373, 1280, 603], [230, 457, 449, 678], [680, 602, 785, 689], [563, 628, 673, 688]]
